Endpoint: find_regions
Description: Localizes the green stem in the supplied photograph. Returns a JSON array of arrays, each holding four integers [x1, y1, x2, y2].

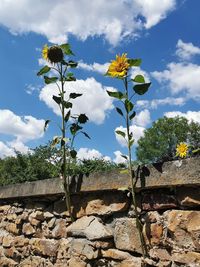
[[124, 77, 148, 260], [60, 63, 74, 222]]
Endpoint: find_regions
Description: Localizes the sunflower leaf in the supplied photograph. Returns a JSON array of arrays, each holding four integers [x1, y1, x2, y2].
[[37, 66, 51, 76]]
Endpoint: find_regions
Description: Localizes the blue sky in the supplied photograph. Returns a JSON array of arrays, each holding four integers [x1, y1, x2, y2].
[[0, 0, 199, 162]]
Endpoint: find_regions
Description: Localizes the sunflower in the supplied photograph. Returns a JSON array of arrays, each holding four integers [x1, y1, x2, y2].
[[107, 53, 130, 78], [42, 44, 48, 61], [42, 44, 64, 64], [176, 142, 188, 158]]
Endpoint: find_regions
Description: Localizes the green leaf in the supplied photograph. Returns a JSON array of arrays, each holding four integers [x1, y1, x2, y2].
[[107, 90, 124, 100], [192, 148, 200, 154], [37, 65, 51, 76], [78, 114, 89, 124], [115, 130, 126, 138], [121, 154, 128, 160], [68, 60, 78, 68], [119, 169, 129, 175], [129, 111, 136, 120], [60, 43, 74, 56], [70, 123, 82, 135], [125, 99, 134, 113], [44, 76, 58, 84], [64, 74, 76, 81], [128, 58, 141, 67], [116, 107, 124, 117], [81, 131, 91, 139], [129, 139, 134, 148], [70, 150, 77, 159], [69, 93, 82, 99], [64, 110, 71, 122], [52, 95, 61, 105], [44, 120, 50, 131], [63, 101, 72, 109], [133, 82, 151, 95], [132, 74, 145, 83]]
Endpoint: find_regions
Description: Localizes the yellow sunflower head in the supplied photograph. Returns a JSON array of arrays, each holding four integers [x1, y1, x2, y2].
[[42, 44, 64, 64], [107, 53, 130, 78], [176, 142, 188, 158]]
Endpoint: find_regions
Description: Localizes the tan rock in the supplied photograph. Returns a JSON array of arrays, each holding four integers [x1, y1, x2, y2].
[[114, 218, 142, 254], [165, 210, 200, 250], [29, 217, 41, 226], [4, 246, 20, 260], [29, 211, 44, 221], [52, 219, 67, 238], [30, 238, 59, 257], [0, 257, 17, 266], [93, 240, 114, 249], [67, 216, 113, 240], [149, 248, 171, 261], [73, 191, 129, 217], [144, 222, 163, 246], [177, 187, 200, 207], [68, 238, 99, 260], [2, 235, 14, 248], [48, 217, 56, 229], [68, 257, 87, 267], [119, 258, 142, 267], [0, 205, 11, 212], [5, 223, 20, 235], [57, 238, 72, 259], [101, 248, 132, 260], [43, 211, 54, 219], [172, 251, 200, 265], [6, 213, 17, 221], [14, 236, 29, 247], [20, 256, 54, 267], [22, 223, 36, 236]]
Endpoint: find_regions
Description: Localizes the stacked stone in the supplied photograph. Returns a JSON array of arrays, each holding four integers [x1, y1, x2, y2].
[[0, 186, 199, 266]]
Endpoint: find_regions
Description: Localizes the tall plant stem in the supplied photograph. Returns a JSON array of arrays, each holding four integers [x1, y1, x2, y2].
[[124, 77, 148, 259], [60, 64, 74, 222]]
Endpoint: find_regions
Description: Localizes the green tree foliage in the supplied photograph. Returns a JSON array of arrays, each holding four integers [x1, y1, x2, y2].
[[136, 116, 200, 164], [0, 144, 120, 186]]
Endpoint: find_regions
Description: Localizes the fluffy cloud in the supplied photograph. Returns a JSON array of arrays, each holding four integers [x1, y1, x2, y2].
[[113, 151, 127, 164], [115, 125, 145, 147], [136, 96, 186, 109], [151, 62, 200, 101], [165, 110, 200, 124], [0, 109, 44, 142], [78, 61, 109, 74], [39, 77, 114, 124], [0, 141, 15, 158], [0, 0, 176, 46], [77, 147, 111, 161], [0, 109, 45, 158], [176, 39, 200, 61], [135, 0, 176, 28], [134, 109, 151, 127]]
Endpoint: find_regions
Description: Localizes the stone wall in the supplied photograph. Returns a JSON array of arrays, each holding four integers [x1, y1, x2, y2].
[[0, 157, 199, 267]]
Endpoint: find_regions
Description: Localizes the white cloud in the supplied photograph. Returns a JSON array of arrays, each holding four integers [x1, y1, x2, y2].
[[39, 77, 114, 124], [78, 61, 109, 74], [0, 109, 44, 142], [113, 150, 127, 164], [0, 109, 44, 158], [151, 62, 200, 101], [77, 147, 111, 161], [0, 0, 176, 46], [135, 0, 176, 28], [0, 141, 15, 158], [115, 125, 145, 147], [165, 110, 200, 124], [136, 96, 186, 109], [176, 39, 200, 61], [134, 109, 151, 127]]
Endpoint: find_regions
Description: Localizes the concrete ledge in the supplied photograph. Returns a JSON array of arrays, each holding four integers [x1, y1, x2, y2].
[[0, 157, 199, 200]]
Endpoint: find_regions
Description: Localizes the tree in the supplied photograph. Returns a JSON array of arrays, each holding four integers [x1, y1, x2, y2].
[[136, 116, 200, 164]]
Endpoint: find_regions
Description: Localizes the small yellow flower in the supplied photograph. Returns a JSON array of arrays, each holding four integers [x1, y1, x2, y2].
[[107, 53, 130, 78], [42, 44, 49, 61], [176, 143, 188, 158]]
